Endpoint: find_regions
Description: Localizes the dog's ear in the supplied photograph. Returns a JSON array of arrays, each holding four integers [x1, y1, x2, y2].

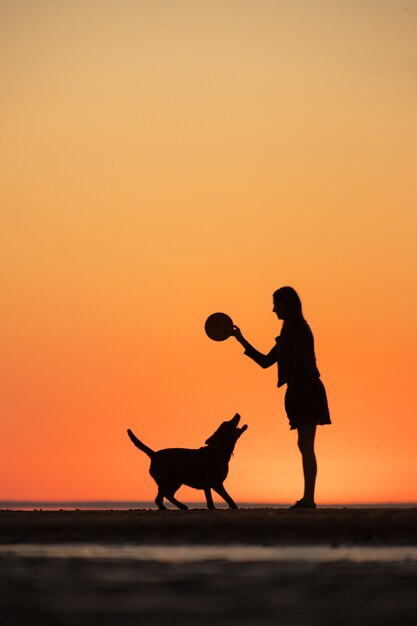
[[205, 421, 225, 445], [205, 432, 216, 445]]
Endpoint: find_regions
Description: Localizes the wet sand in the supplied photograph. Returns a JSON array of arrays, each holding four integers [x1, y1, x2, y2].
[[1, 509, 417, 625]]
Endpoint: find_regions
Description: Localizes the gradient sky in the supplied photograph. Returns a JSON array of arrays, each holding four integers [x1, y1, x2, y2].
[[1, 0, 416, 503]]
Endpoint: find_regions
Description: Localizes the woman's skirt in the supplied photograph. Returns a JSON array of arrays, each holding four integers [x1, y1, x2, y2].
[[284, 377, 331, 430]]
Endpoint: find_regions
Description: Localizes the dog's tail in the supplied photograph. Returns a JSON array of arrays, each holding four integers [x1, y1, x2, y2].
[[127, 429, 155, 458]]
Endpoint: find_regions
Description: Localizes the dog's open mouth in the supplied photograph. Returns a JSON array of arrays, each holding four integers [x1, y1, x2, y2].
[[232, 413, 248, 436], [204, 413, 248, 446]]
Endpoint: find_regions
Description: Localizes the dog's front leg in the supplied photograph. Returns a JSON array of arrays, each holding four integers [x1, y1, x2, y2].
[[213, 484, 238, 509], [204, 488, 215, 510]]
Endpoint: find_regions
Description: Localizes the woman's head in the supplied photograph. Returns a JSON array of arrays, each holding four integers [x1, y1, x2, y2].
[[272, 286, 304, 321]]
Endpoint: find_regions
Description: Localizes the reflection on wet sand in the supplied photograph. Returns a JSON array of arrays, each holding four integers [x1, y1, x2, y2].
[[2, 542, 417, 562]]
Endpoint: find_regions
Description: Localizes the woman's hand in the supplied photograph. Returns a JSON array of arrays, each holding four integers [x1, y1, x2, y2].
[[232, 324, 253, 351], [232, 325, 244, 343]]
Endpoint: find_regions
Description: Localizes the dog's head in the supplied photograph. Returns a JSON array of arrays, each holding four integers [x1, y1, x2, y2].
[[205, 413, 248, 448]]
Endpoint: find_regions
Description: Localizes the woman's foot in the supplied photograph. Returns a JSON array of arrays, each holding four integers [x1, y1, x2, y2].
[[289, 499, 316, 510]]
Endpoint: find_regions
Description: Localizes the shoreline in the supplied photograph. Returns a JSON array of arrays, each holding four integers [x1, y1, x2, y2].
[[2, 501, 416, 510], [1, 507, 416, 546]]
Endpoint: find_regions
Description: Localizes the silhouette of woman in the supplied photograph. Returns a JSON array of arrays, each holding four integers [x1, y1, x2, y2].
[[232, 286, 331, 509]]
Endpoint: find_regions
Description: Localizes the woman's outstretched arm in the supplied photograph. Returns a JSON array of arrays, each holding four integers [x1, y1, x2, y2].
[[232, 325, 278, 369]]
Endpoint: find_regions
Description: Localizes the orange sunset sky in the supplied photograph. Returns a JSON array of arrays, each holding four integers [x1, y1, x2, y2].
[[1, 0, 416, 504]]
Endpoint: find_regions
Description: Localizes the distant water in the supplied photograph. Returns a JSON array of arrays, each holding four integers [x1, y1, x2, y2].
[[0, 501, 283, 510], [1, 501, 416, 510]]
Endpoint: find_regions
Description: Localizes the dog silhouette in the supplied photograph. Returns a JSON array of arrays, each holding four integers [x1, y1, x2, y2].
[[127, 413, 247, 510]]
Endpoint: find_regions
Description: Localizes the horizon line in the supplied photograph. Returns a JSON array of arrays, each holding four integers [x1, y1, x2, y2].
[[1, 499, 417, 508]]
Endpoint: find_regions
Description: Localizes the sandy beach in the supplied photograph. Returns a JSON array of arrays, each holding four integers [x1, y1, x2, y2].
[[1, 507, 417, 545], [1, 508, 417, 625]]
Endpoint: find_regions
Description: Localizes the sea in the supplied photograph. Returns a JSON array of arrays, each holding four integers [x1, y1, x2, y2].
[[1, 500, 416, 510]]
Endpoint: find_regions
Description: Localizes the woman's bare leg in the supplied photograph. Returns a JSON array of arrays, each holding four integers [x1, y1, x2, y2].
[[297, 424, 317, 504]]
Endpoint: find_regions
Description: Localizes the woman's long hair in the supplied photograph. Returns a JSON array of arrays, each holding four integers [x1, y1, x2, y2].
[[273, 286, 304, 321]]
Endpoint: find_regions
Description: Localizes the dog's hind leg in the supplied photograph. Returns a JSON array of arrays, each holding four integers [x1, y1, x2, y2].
[[157, 484, 188, 510], [213, 484, 238, 509], [155, 487, 167, 510], [165, 489, 188, 510], [204, 488, 215, 510]]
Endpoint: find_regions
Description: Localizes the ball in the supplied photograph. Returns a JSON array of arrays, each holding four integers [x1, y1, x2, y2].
[[204, 312, 234, 341]]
